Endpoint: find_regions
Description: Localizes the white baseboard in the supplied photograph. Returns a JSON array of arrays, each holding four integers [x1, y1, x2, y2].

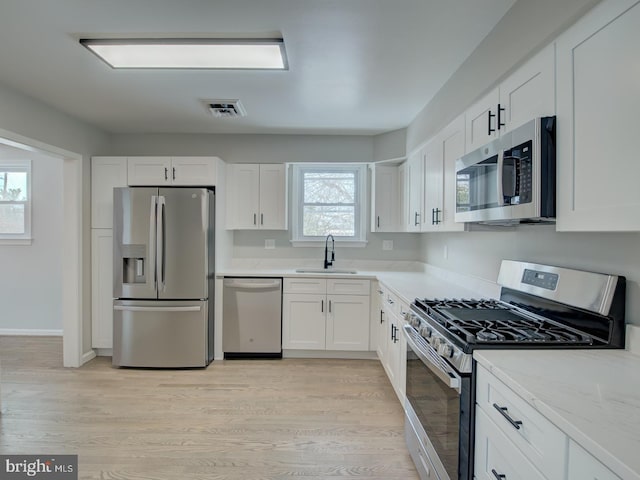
[[81, 350, 97, 365], [0, 328, 63, 336], [283, 350, 378, 360], [95, 348, 112, 357]]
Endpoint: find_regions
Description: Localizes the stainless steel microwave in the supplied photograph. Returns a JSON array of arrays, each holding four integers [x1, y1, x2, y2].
[[455, 116, 556, 224]]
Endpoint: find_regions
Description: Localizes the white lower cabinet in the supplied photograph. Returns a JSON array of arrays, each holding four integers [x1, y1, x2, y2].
[[282, 278, 370, 351], [91, 229, 113, 349], [567, 440, 620, 480], [475, 408, 546, 480], [375, 283, 408, 403], [475, 365, 622, 480]]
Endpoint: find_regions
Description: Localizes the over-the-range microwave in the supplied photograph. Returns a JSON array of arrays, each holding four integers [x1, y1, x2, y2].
[[455, 116, 556, 224]]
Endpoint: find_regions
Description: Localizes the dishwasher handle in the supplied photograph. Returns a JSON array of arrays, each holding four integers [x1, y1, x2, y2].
[[223, 278, 282, 290]]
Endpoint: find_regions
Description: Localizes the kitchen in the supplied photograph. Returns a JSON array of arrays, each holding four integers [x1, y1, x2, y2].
[[1, 0, 640, 479]]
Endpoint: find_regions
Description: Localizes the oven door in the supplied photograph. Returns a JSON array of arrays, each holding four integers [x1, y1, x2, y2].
[[403, 324, 472, 480]]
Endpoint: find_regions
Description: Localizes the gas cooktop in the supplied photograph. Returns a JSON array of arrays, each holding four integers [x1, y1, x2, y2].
[[413, 298, 593, 345]]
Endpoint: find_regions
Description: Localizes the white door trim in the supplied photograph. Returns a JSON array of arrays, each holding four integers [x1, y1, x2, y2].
[[0, 128, 84, 367]]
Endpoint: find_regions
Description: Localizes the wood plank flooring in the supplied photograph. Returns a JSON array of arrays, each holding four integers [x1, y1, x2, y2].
[[0, 336, 418, 479]]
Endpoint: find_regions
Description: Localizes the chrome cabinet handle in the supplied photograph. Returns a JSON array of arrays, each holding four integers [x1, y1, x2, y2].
[[414, 212, 420, 226], [493, 403, 523, 430], [380, 309, 384, 324]]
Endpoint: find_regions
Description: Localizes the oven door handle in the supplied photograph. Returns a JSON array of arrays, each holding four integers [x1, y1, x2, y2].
[[403, 324, 461, 393]]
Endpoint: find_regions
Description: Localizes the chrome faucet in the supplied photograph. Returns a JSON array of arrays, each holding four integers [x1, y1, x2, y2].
[[324, 234, 335, 269]]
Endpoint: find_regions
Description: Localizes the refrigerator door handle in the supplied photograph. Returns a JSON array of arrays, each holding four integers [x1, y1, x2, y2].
[[114, 305, 202, 312], [156, 196, 166, 292], [150, 195, 158, 291]]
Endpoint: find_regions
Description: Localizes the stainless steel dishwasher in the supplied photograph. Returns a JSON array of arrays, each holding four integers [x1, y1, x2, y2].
[[222, 277, 283, 359]]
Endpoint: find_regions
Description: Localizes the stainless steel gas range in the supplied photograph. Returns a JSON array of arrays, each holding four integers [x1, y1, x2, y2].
[[402, 260, 626, 480]]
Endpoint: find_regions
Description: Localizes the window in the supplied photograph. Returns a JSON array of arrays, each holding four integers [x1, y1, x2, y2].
[[291, 163, 367, 245], [0, 160, 31, 243]]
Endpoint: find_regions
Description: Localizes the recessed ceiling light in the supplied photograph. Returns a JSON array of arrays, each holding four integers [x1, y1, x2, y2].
[[79, 38, 287, 70]]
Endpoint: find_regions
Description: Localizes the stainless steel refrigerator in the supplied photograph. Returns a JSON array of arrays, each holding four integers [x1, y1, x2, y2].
[[112, 187, 215, 368]]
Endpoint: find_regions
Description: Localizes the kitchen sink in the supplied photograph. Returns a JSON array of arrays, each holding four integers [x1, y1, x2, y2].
[[295, 269, 358, 274]]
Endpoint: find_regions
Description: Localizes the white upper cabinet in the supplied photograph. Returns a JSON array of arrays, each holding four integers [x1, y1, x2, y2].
[[226, 163, 288, 230], [406, 151, 424, 232], [421, 138, 443, 232], [465, 44, 555, 152], [438, 115, 467, 232], [371, 164, 400, 232], [556, 0, 640, 231], [170, 157, 218, 186], [91, 157, 128, 229], [127, 156, 218, 186]]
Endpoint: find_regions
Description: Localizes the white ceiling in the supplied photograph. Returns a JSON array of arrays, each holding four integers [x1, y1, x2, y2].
[[0, 0, 516, 135]]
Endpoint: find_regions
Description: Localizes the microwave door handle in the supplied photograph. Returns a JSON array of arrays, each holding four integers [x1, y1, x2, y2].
[[496, 149, 505, 206]]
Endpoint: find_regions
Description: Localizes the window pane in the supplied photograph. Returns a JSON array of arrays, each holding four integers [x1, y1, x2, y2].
[[0, 171, 28, 201], [303, 205, 355, 237], [303, 172, 355, 204], [0, 204, 25, 234]]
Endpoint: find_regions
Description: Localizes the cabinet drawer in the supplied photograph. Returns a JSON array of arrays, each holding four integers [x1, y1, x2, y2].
[[567, 440, 620, 480], [327, 279, 370, 296], [476, 365, 567, 480], [284, 278, 326, 294], [475, 407, 546, 480]]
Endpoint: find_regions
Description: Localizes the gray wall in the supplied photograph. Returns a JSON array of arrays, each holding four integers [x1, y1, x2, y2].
[[110, 131, 421, 263], [0, 81, 111, 350], [407, 0, 600, 152], [0, 146, 63, 331]]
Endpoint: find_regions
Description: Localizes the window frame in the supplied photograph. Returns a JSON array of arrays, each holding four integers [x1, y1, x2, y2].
[[290, 163, 368, 247], [0, 159, 32, 244]]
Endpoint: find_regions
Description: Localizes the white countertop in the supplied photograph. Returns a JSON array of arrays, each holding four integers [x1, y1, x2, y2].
[[217, 262, 500, 305], [474, 337, 640, 480]]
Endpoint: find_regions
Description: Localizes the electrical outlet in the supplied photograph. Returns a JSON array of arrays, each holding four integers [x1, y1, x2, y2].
[[265, 239, 275, 249], [382, 240, 393, 251], [443, 244, 448, 260]]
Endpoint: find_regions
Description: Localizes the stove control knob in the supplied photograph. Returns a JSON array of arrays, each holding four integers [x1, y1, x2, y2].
[[431, 337, 441, 349], [408, 314, 421, 328], [438, 343, 454, 358], [419, 325, 432, 338]]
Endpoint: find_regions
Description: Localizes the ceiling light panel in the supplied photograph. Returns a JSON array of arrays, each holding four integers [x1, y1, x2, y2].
[[80, 38, 287, 70]]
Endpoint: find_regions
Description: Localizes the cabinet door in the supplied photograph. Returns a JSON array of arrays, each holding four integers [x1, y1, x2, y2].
[[91, 157, 127, 228], [282, 293, 326, 349], [386, 312, 402, 395], [556, 0, 640, 231], [398, 163, 408, 232], [500, 44, 555, 133], [258, 164, 287, 229], [127, 157, 171, 186], [440, 115, 467, 232], [371, 164, 398, 232], [226, 164, 260, 229], [171, 157, 217, 186], [422, 139, 443, 232], [326, 295, 370, 351], [465, 88, 500, 152], [406, 151, 424, 232], [567, 440, 621, 480], [91, 229, 113, 349]]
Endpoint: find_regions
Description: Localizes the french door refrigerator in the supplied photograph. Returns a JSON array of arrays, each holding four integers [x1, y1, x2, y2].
[[112, 187, 215, 368]]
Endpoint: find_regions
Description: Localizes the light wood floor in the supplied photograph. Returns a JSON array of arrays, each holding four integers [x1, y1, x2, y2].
[[0, 336, 418, 480]]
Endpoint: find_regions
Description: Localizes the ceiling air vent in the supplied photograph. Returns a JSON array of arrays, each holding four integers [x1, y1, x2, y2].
[[207, 99, 247, 118]]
